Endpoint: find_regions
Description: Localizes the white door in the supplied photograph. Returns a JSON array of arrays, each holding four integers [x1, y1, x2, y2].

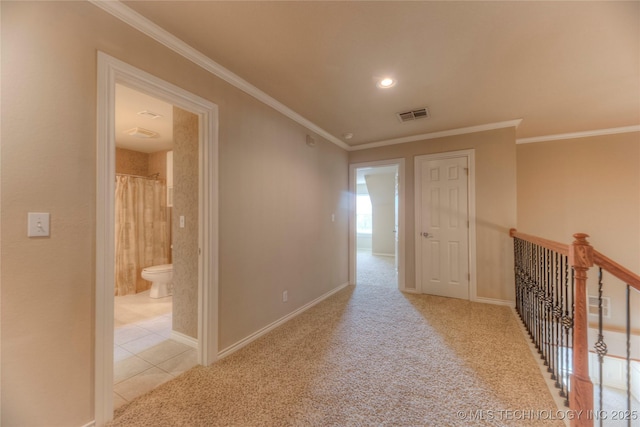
[[416, 155, 469, 299]]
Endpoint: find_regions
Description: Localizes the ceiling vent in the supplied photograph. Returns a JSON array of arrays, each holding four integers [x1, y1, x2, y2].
[[137, 110, 163, 120], [396, 107, 430, 123], [125, 127, 159, 138]]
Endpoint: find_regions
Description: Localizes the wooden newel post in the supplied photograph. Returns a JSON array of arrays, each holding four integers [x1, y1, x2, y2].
[[569, 233, 594, 427]]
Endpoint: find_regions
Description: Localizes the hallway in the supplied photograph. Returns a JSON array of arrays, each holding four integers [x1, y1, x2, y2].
[[356, 250, 397, 288], [111, 284, 563, 426]]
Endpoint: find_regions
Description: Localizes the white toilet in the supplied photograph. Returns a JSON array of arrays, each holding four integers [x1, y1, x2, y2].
[[141, 264, 173, 298]]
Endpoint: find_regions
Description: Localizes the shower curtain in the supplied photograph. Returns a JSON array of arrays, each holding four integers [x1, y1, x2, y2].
[[115, 175, 170, 296]]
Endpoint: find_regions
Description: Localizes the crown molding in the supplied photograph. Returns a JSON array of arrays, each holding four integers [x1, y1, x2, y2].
[[89, 1, 639, 153], [348, 119, 523, 151], [89, 0, 351, 151], [516, 125, 640, 144]]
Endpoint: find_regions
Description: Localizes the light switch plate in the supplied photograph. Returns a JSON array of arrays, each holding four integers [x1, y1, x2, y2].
[[28, 212, 50, 237]]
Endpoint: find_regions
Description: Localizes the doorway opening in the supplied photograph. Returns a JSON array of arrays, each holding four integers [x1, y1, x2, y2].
[[349, 160, 405, 290], [96, 52, 219, 424], [112, 84, 199, 408]]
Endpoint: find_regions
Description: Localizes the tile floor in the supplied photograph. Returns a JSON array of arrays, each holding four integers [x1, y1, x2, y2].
[[113, 290, 198, 409]]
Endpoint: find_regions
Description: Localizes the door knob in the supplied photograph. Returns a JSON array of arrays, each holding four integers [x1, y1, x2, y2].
[[421, 232, 430, 238]]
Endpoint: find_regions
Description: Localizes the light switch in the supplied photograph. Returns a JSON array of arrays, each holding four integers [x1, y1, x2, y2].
[[179, 215, 185, 228], [28, 212, 50, 237]]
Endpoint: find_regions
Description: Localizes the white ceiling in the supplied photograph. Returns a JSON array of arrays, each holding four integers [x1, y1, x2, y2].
[[119, 1, 639, 147], [115, 84, 174, 153]]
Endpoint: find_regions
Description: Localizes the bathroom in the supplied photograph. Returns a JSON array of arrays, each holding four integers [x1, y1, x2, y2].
[[112, 84, 199, 408]]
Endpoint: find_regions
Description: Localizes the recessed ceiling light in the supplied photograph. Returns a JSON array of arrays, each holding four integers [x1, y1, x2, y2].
[[377, 78, 396, 89], [342, 132, 354, 140]]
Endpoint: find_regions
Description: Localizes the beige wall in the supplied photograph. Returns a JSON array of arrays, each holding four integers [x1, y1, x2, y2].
[[218, 99, 349, 349], [517, 131, 640, 328], [349, 127, 518, 301], [517, 132, 640, 265], [0, 2, 348, 425], [172, 107, 199, 339], [365, 173, 396, 255]]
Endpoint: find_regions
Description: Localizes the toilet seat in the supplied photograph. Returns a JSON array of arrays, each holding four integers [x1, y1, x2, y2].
[[142, 264, 172, 273]]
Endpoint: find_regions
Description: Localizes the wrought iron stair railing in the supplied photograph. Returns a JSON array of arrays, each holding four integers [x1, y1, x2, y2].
[[510, 229, 639, 427]]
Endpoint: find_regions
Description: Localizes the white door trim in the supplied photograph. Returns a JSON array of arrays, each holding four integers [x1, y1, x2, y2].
[[414, 150, 477, 300], [349, 159, 405, 290], [95, 52, 218, 425]]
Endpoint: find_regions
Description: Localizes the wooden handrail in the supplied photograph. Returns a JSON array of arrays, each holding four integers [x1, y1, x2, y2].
[[509, 228, 569, 255], [593, 250, 640, 292], [509, 228, 640, 290]]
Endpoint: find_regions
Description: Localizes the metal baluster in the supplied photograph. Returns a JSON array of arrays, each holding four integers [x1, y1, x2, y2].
[[522, 241, 527, 329], [537, 244, 543, 354], [549, 251, 557, 380], [540, 248, 548, 366], [567, 267, 575, 407], [558, 255, 566, 397], [527, 241, 534, 340], [546, 248, 552, 371], [552, 253, 559, 384], [595, 267, 607, 427], [560, 261, 571, 405], [516, 239, 522, 316]]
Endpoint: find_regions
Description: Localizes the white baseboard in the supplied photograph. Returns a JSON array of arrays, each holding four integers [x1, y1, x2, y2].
[[80, 421, 96, 427], [589, 350, 640, 402], [511, 308, 570, 427], [218, 282, 350, 359], [372, 252, 395, 257], [170, 330, 198, 349], [474, 296, 515, 308]]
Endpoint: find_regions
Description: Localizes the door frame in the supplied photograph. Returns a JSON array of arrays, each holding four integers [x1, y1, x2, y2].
[[414, 149, 477, 299], [95, 52, 219, 424], [349, 159, 405, 290]]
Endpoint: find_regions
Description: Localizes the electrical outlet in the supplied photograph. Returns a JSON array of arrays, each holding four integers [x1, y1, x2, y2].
[[282, 290, 288, 302]]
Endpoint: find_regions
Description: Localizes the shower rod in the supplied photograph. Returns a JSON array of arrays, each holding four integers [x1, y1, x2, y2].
[[115, 172, 161, 180]]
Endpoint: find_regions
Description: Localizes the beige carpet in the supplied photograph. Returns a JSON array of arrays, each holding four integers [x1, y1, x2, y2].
[[110, 285, 564, 426], [356, 250, 397, 288]]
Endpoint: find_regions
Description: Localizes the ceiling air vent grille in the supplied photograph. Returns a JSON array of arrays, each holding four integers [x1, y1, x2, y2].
[[396, 107, 430, 123], [125, 127, 159, 138]]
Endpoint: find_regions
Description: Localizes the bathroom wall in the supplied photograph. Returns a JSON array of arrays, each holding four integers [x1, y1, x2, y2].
[[172, 107, 199, 339], [148, 150, 169, 180], [149, 150, 172, 264], [116, 147, 148, 176], [116, 147, 169, 179]]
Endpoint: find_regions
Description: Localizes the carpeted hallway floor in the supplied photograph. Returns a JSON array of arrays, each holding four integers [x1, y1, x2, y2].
[[356, 250, 397, 288], [110, 284, 564, 426]]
